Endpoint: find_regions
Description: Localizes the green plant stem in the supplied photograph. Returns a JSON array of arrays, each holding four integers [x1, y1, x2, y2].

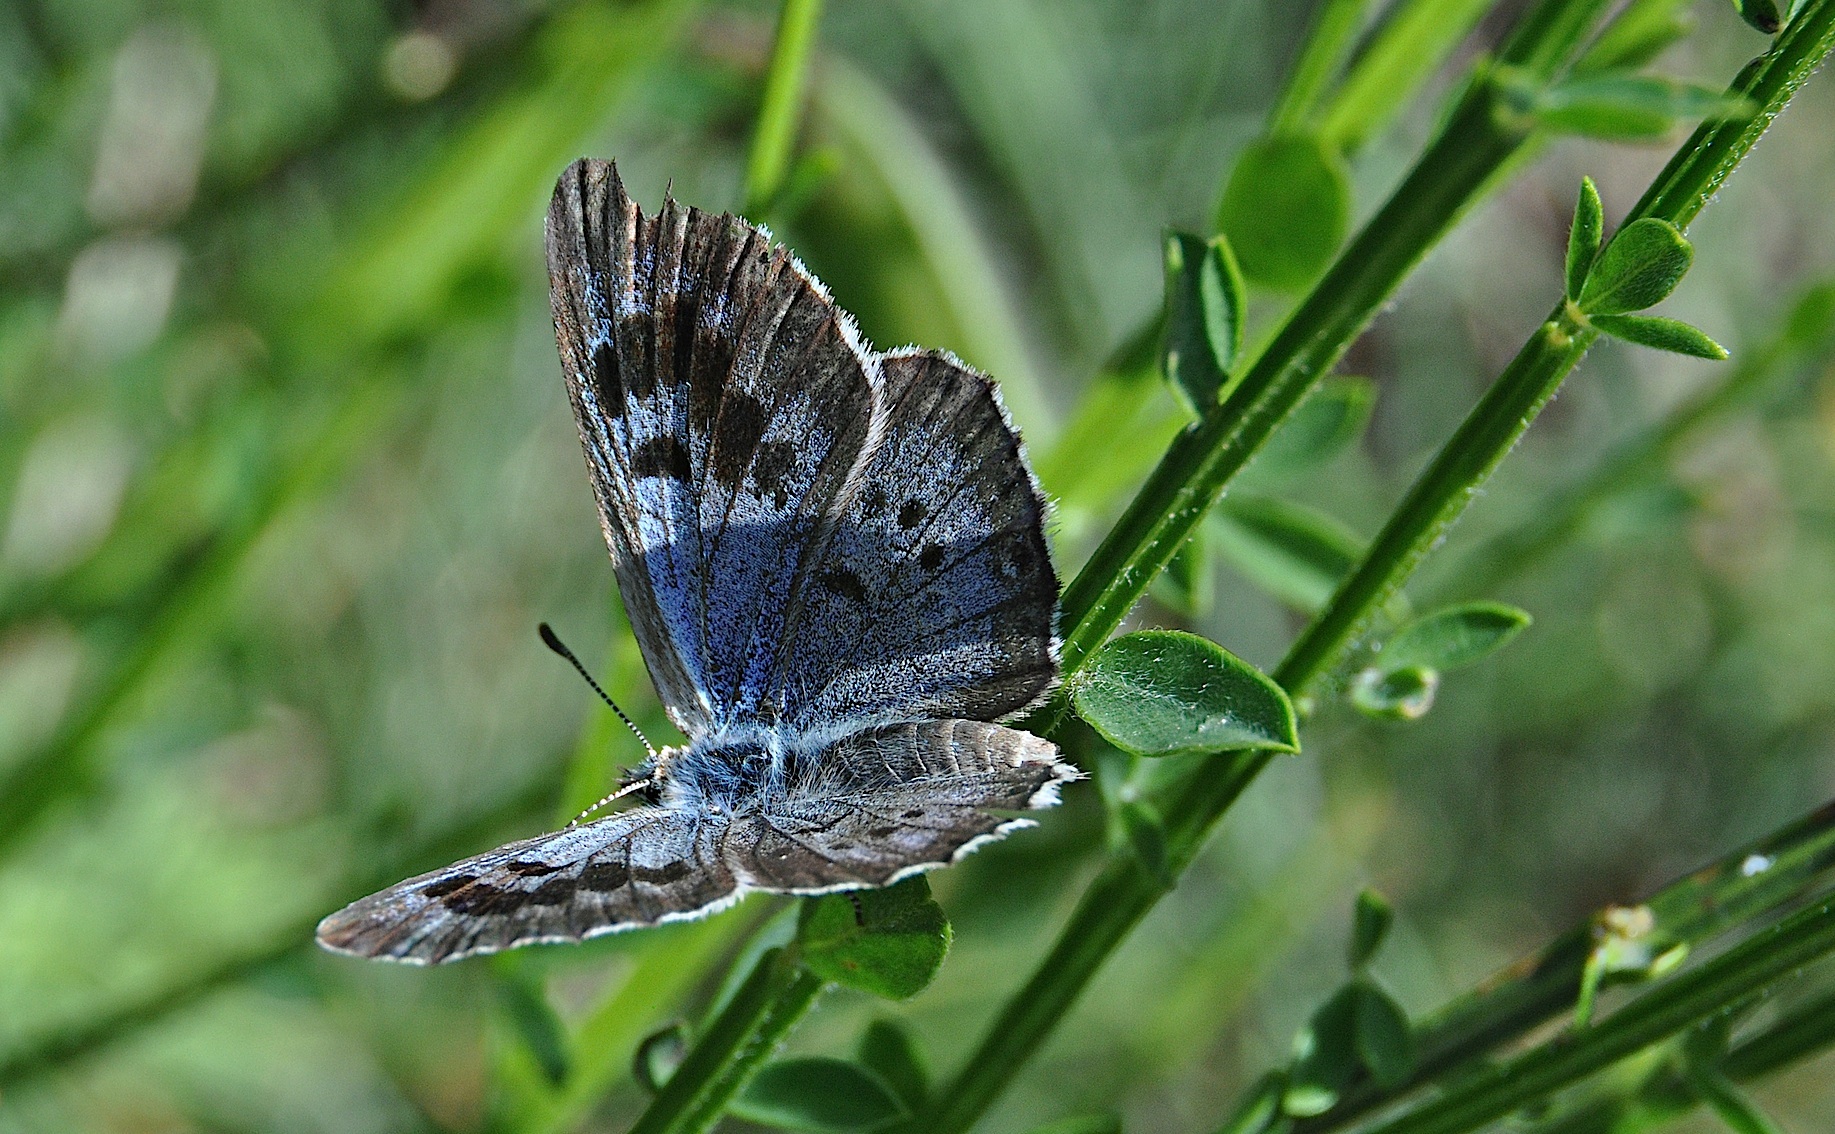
[[743, 0, 826, 217], [627, 948, 825, 1134], [1316, 0, 1496, 154], [1052, 0, 1613, 688], [1352, 895, 1835, 1134], [1286, 796, 1835, 1134], [1271, 0, 1371, 134], [922, 5, 1831, 1130]]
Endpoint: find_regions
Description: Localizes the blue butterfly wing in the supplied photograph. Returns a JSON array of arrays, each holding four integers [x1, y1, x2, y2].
[[760, 349, 1060, 729], [546, 160, 879, 732]]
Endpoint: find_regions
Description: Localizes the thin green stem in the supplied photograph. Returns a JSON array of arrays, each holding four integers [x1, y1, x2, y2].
[[923, 4, 1830, 1130], [743, 0, 826, 218], [1316, 0, 1496, 154], [1356, 895, 1835, 1134], [1271, 0, 1371, 135], [627, 948, 825, 1134], [1289, 796, 1835, 1133]]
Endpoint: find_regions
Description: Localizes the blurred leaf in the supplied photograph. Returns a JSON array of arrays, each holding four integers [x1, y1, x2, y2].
[[1072, 630, 1299, 758], [634, 1022, 690, 1094], [799, 876, 951, 1000], [1218, 1074, 1286, 1134], [1286, 986, 1361, 1117], [1566, 177, 1603, 301], [1529, 74, 1753, 139], [1253, 376, 1376, 478], [1351, 982, 1416, 1088], [1350, 665, 1439, 721], [492, 961, 570, 1088], [1685, 1065, 1787, 1134], [1577, 0, 1697, 73], [729, 1057, 908, 1132], [1783, 280, 1835, 346], [1216, 133, 1350, 290], [1155, 527, 1214, 617], [1350, 890, 1395, 971], [1161, 230, 1246, 412], [1378, 602, 1531, 673], [1209, 495, 1363, 613], [1591, 313, 1729, 358], [1021, 1117, 1123, 1134], [857, 1019, 929, 1111], [1732, 0, 1784, 34], [1579, 218, 1695, 314], [1315, 0, 1495, 153], [1115, 800, 1174, 887]]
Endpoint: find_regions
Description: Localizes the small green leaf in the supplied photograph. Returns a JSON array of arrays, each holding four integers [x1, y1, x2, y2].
[[1576, 7, 1695, 74], [1285, 987, 1361, 1117], [491, 960, 570, 1087], [1685, 1065, 1788, 1134], [1591, 313, 1729, 359], [1565, 178, 1602, 301], [1732, 0, 1783, 34], [799, 876, 951, 1000], [1115, 800, 1174, 887], [1351, 982, 1416, 1089], [1349, 890, 1394, 971], [1161, 231, 1246, 412], [1020, 1116, 1123, 1134], [1378, 602, 1531, 673], [1783, 280, 1835, 348], [1209, 495, 1364, 613], [730, 1057, 909, 1132], [1217, 133, 1351, 291], [1253, 376, 1377, 477], [1350, 665, 1438, 721], [1534, 75, 1753, 139], [1072, 630, 1299, 758], [1217, 1073, 1285, 1134], [858, 1019, 929, 1111], [633, 1022, 690, 1094], [1579, 218, 1694, 314]]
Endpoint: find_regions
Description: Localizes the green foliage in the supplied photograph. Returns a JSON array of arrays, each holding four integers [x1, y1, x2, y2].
[[1286, 986, 1362, 1116], [1527, 74, 1754, 138], [636, 1022, 692, 1093], [1376, 602, 1532, 672], [798, 877, 952, 1000], [1252, 375, 1377, 478], [1216, 133, 1351, 290], [1350, 889, 1395, 971], [1733, 0, 1785, 34], [1565, 177, 1603, 301], [1161, 230, 1247, 412], [1208, 494, 1364, 613], [858, 1019, 930, 1112], [1578, 218, 1695, 314], [1019, 1117, 1123, 1134], [1590, 313, 1730, 357], [1070, 630, 1299, 758], [730, 1058, 909, 1132]]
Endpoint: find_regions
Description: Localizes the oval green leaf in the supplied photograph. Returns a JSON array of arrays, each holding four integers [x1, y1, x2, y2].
[[1216, 133, 1350, 291], [730, 1057, 908, 1132], [1161, 231, 1246, 413], [633, 1021, 690, 1094], [798, 876, 951, 1000], [1535, 76, 1753, 140], [1565, 177, 1602, 302], [1378, 602, 1531, 673], [1352, 982, 1416, 1089], [1733, 0, 1782, 34], [1590, 313, 1729, 359], [1285, 986, 1361, 1117], [1579, 217, 1694, 315], [1349, 889, 1394, 971], [857, 1019, 929, 1111], [491, 959, 570, 1087], [1072, 630, 1299, 758]]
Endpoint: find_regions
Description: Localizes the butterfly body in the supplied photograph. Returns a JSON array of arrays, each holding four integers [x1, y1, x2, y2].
[[316, 160, 1073, 964]]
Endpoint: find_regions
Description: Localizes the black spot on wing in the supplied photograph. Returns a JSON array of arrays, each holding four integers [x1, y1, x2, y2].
[[631, 435, 692, 481], [444, 883, 527, 917], [751, 439, 797, 502], [859, 483, 888, 514], [590, 341, 622, 403], [633, 860, 692, 885], [919, 544, 945, 571], [580, 859, 632, 892], [898, 500, 926, 528], [507, 859, 562, 876], [424, 874, 477, 898], [711, 391, 769, 487], [819, 566, 867, 602]]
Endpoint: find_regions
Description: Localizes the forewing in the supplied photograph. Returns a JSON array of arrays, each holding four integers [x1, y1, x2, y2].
[[764, 351, 1059, 729], [724, 719, 1078, 891], [546, 159, 879, 732], [315, 808, 735, 964]]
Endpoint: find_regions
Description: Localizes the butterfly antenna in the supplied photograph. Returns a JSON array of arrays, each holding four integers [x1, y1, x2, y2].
[[538, 623, 657, 759]]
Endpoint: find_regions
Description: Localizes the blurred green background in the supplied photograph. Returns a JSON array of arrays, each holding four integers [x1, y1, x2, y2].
[[3, 0, 1835, 1131]]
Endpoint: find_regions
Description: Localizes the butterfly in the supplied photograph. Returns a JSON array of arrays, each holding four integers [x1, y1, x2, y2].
[[315, 159, 1074, 964]]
